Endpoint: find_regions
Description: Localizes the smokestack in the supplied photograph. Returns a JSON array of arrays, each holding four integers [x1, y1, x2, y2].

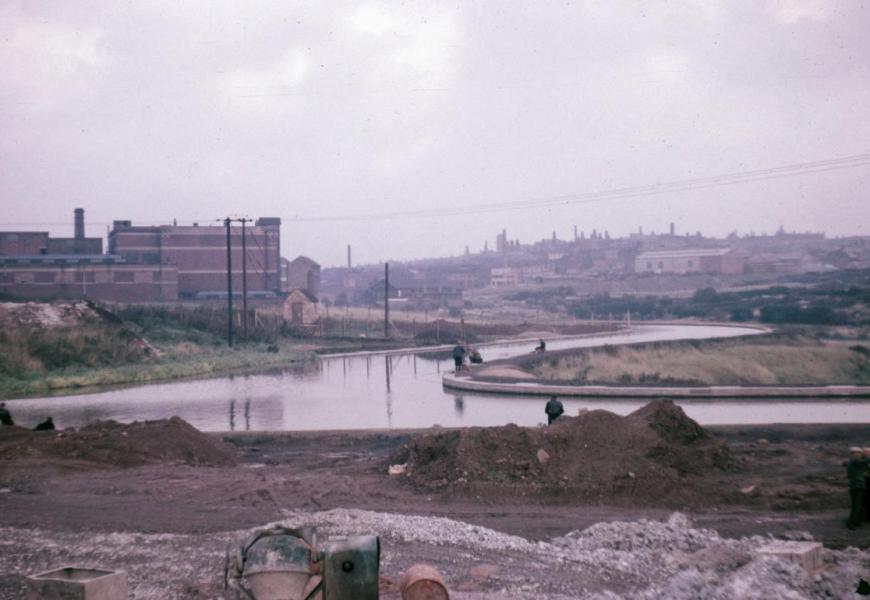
[[74, 208, 84, 240], [574, 225, 578, 241], [347, 244, 352, 269], [669, 222, 675, 236]]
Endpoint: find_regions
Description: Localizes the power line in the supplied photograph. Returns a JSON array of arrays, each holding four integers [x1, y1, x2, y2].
[[0, 152, 868, 227], [283, 152, 870, 223]]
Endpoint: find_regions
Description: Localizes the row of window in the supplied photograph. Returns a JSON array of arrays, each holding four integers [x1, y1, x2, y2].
[[0, 270, 171, 284]]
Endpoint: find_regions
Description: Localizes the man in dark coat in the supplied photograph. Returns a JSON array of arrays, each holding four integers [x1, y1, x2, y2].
[[452, 343, 466, 373], [864, 446, 870, 523], [545, 396, 564, 425], [34, 417, 55, 431], [844, 446, 869, 529], [0, 402, 13, 426]]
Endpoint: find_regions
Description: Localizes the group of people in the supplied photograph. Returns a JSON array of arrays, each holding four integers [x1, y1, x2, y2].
[[844, 445, 870, 530], [0, 402, 55, 431], [451, 342, 482, 372]]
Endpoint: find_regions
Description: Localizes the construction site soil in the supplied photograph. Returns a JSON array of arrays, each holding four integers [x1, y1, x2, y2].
[[393, 402, 737, 507], [1, 405, 869, 598]]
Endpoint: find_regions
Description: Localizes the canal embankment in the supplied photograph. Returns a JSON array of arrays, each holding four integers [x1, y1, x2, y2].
[[443, 327, 870, 398]]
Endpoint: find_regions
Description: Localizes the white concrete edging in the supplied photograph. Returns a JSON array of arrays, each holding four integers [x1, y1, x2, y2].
[[442, 372, 870, 398]]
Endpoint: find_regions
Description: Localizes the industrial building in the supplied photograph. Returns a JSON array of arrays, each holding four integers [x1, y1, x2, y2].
[[1, 210, 321, 306], [109, 218, 282, 298], [0, 209, 102, 256], [282, 256, 321, 298], [0, 255, 179, 302], [634, 248, 746, 275], [0, 209, 179, 302]]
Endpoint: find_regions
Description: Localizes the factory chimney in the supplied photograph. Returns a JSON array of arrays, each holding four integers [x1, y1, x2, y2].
[[347, 244, 352, 269], [74, 208, 85, 240], [669, 222, 675, 236]]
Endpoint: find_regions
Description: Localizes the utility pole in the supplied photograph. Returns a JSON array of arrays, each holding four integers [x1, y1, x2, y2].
[[241, 218, 248, 342], [225, 218, 234, 347], [384, 262, 390, 339]]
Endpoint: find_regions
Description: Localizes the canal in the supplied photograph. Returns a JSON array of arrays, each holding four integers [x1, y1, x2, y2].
[[5, 324, 869, 430]]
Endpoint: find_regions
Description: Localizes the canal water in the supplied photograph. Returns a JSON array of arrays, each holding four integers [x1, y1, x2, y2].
[[5, 325, 869, 431]]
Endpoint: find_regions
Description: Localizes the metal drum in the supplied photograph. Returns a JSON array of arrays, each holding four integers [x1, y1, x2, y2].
[[399, 564, 449, 600]]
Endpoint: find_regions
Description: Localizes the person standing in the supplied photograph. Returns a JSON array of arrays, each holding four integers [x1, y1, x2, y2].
[[545, 396, 564, 425], [452, 342, 466, 373], [843, 446, 869, 530], [0, 402, 13, 426], [864, 446, 870, 523]]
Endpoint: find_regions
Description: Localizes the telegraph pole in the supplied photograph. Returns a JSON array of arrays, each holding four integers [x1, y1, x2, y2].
[[225, 217, 234, 347], [241, 218, 248, 342], [384, 262, 390, 339]]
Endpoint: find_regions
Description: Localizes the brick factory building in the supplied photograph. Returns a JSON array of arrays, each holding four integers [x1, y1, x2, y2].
[[108, 218, 283, 298], [0, 208, 102, 256], [0, 255, 178, 302], [0, 209, 177, 302], [0, 211, 321, 303]]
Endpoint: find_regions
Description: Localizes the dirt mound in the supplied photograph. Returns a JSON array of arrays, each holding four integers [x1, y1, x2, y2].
[[391, 400, 737, 506], [0, 417, 238, 468]]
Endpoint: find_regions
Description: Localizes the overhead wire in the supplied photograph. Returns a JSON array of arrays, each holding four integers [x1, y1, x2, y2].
[[0, 152, 867, 227]]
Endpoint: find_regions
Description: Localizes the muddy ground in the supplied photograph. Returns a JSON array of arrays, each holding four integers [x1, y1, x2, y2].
[[1, 421, 869, 598]]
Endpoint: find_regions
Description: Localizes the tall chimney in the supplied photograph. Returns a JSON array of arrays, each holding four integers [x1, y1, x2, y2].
[[669, 222, 675, 236], [347, 244, 352, 269], [74, 208, 85, 240]]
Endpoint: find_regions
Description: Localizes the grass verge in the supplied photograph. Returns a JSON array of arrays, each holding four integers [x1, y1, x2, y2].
[[526, 331, 870, 386], [0, 343, 314, 399]]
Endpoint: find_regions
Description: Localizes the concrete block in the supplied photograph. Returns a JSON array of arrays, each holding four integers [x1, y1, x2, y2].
[[27, 567, 127, 600], [757, 541, 823, 573]]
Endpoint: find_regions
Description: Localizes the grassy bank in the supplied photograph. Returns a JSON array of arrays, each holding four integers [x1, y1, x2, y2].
[[1, 303, 316, 399], [0, 301, 494, 399], [0, 341, 316, 399], [527, 332, 870, 386]]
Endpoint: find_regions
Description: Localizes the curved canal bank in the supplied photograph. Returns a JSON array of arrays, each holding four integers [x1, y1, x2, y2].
[[442, 372, 870, 398]]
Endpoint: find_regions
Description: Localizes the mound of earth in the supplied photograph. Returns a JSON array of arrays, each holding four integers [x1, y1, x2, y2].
[[0, 417, 237, 468], [391, 400, 737, 506]]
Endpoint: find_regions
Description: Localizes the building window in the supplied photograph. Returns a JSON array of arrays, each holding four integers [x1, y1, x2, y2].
[[688, 260, 694, 268], [114, 271, 134, 283], [35, 272, 55, 283]]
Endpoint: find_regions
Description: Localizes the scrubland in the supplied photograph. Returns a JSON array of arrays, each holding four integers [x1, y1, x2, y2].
[[529, 331, 870, 386]]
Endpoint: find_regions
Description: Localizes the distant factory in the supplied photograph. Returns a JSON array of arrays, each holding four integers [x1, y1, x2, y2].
[[0, 209, 320, 304]]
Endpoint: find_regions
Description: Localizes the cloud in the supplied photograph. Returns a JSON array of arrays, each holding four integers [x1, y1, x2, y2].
[[768, 0, 834, 23], [220, 48, 310, 99], [346, 3, 460, 85], [0, 9, 107, 102]]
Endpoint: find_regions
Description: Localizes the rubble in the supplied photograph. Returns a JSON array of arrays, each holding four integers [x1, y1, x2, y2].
[[1, 510, 868, 599]]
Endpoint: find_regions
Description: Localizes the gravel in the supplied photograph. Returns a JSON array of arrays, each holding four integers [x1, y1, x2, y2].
[[1, 510, 868, 599]]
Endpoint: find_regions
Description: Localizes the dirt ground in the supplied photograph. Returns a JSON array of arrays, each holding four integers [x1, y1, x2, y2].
[[1, 415, 869, 598]]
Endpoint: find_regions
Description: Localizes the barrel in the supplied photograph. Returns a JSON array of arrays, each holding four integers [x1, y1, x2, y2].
[[399, 564, 449, 600]]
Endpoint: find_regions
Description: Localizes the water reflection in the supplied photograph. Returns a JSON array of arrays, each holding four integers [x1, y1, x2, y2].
[[6, 325, 868, 431]]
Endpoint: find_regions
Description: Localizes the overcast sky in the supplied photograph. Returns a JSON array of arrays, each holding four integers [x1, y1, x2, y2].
[[2, 1, 869, 267]]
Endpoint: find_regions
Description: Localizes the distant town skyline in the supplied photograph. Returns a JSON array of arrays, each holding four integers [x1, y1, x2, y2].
[[2, 1, 869, 267]]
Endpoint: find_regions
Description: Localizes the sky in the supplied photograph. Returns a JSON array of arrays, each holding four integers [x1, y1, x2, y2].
[[1, 0, 869, 267]]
